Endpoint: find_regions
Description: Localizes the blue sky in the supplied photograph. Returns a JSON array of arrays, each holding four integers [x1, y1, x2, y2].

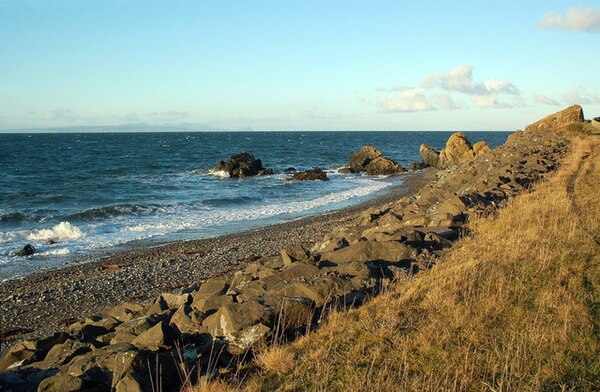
[[0, 1, 599, 131]]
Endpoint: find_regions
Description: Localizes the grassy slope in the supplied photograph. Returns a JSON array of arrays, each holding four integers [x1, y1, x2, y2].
[[196, 133, 600, 391]]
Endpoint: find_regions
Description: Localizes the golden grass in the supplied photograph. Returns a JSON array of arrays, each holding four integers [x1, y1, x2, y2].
[[195, 133, 600, 391]]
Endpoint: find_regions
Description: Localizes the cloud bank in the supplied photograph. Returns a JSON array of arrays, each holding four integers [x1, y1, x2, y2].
[[378, 65, 520, 112], [539, 7, 600, 33]]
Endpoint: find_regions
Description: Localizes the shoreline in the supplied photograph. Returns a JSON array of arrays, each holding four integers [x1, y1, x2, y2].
[[0, 169, 435, 352]]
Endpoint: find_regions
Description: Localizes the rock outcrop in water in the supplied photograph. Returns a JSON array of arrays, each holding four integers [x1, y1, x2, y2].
[[214, 152, 273, 177], [420, 132, 492, 169], [340, 146, 405, 175], [291, 168, 328, 181], [0, 109, 574, 391], [13, 244, 36, 257]]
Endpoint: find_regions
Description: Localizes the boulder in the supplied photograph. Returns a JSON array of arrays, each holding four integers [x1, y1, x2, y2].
[[191, 278, 233, 313], [321, 241, 415, 265], [146, 293, 191, 315], [438, 132, 475, 168], [37, 373, 84, 392], [213, 152, 273, 177], [131, 321, 176, 351], [276, 277, 349, 307], [473, 141, 492, 155], [291, 167, 328, 181], [525, 105, 584, 132], [0, 341, 37, 371], [170, 304, 207, 337], [14, 243, 35, 257], [419, 144, 440, 168], [44, 339, 93, 366], [365, 157, 405, 175], [202, 301, 273, 354], [257, 295, 315, 329], [420, 133, 490, 169], [280, 244, 312, 266], [104, 302, 145, 323], [347, 145, 382, 172]]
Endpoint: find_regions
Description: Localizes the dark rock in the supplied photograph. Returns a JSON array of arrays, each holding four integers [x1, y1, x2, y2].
[[213, 152, 272, 178], [14, 244, 36, 257], [284, 167, 297, 173], [291, 167, 328, 181]]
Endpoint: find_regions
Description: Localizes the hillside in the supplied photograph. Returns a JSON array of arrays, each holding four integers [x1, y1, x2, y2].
[[197, 132, 600, 390]]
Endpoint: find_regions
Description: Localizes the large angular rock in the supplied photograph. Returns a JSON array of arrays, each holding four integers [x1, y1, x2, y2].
[[420, 144, 440, 168], [291, 167, 328, 181], [202, 301, 274, 354], [202, 301, 273, 337], [213, 152, 273, 177], [473, 141, 492, 155], [104, 302, 145, 323], [145, 293, 191, 315], [365, 157, 405, 175], [37, 373, 84, 392], [347, 145, 382, 172], [191, 278, 233, 313], [525, 105, 584, 132], [0, 341, 37, 371], [321, 241, 415, 265], [170, 304, 207, 337], [131, 321, 176, 351], [276, 276, 349, 306], [420, 133, 489, 169], [438, 132, 475, 167], [280, 244, 312, 266]]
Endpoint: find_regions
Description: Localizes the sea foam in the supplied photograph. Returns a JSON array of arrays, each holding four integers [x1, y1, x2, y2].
[[26, 221, 84, 241]]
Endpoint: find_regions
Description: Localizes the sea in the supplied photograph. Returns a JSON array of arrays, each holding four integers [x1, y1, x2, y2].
[[0, 131, 509, 281]]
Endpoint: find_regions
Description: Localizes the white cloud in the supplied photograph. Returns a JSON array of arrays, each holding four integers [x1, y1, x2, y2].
[[44, 108, 76, 121], [539, 7, 600, 33], [376, 65, 519, 112], [420, 65, 519, 96], [378, 89, 460, 112], [533, 94, 560, 106], [562, 89, 600, 105], [471, 95, 512, 109]]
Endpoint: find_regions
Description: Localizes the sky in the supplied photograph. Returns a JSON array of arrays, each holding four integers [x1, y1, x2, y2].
[[0, 0, 599, 131]]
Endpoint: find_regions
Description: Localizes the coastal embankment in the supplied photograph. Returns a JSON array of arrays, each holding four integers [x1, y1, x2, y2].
[[1, 105, 596, 391]]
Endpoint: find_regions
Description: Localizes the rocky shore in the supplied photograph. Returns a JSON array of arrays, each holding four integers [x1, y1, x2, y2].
[[0, 106, 585, 391], [0, 171, 433, 352]]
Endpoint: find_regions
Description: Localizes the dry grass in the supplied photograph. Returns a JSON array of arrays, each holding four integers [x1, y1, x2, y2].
[[194, 133, 600, 391], [254, 345, 296, 376]]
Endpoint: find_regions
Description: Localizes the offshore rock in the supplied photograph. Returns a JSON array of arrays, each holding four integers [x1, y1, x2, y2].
[[291, 167, 328, 181], [214, 152, 273, 177], [14, 243, 36, 257]]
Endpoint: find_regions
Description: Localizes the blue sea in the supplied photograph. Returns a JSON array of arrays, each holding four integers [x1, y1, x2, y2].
[[0, 131, 508, 280]]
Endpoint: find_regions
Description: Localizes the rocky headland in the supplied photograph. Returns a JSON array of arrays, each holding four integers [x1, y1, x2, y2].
[[0, 106, 587, 391]]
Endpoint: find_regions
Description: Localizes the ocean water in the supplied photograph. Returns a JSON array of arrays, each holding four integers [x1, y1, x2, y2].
[[0, 131, 508, 280]]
